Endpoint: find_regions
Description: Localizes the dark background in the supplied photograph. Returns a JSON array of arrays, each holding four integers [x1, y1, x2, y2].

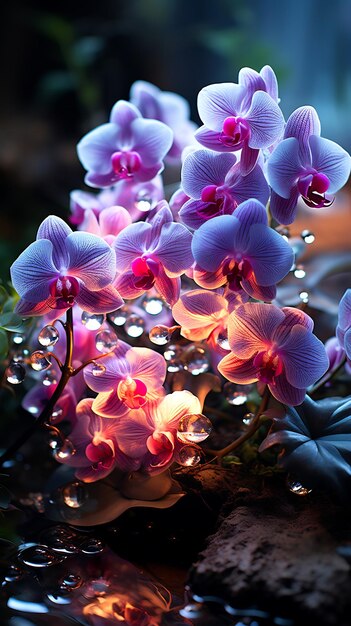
[[1, 0, 351, 281]]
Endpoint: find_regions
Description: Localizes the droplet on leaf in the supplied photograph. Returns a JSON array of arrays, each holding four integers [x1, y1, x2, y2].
[[53, 439, 76, 461]]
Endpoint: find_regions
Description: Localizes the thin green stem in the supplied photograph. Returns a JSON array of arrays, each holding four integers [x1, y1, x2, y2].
[[0, 308, 74, 468]]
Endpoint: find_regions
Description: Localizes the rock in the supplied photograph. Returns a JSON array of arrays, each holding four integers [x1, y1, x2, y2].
[[189, 474, 351, 625]]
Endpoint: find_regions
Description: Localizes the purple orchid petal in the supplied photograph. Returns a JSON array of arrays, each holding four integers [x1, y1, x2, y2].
[[99, 206, 132, 238], [344, 328, 351, 360], [260, 65, 279, 102], [246, 91, 285, 149], [241, 276, 276, 302], [150, 391, 202, 431], [132, 118, 173, 166], [272, 307, 314, 348], [66, 232, 116, 289], [267, 137, 303, 198], [149, 201, 173, 240], [181, 150, 237, 198], [76, 284, 123, 314], [92, 390, 129, 419], [226, 163, 269, 207], [153, 222, 193, 275], [280, 325, 329, 388], [84, 171, 117, 189], [309, 135, 351, 193], [112, 409, 152, 457], [114, 271, 145, 300], [77, 123, 120, 174], [234, 197, 268, 229], [192, 215, 240, 272], [179, 199, 216, 230], [238, 144, 260, 175], [80, 209, 101, 236], [338, 289, 351, 331], [113, 222, 152, 272], [37, 215, 71, 269], [155, 268, 180, 306], [84, 353, 127, 393], [197, 83, 246, 130], [227, 303, 285, 357], [269, 188, 300, 225], [110, 100, 140, 126], [246, 223, 294, 286], [218, 353, 258, 383], [284, 106, 321, 162], [271, 374, 307, 405], [75, 464, 117, 483], [194, 126, 235, 152], [193, 264, 227, 289], [172, 289, 227, 339], [238, 67, 266, 109], [126, 348, 166, 393], [15, 297, 56, 317], [10, 239, 57, 300]]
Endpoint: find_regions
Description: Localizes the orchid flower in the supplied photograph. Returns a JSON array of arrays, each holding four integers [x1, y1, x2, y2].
[[336, 289, 351, 363], [268, 106, 351, 224], [57, 398, 139, 482], [218, 303, 329, 405], [179, 149, 269, 229], [113, 201, 193, 306], [84, 341, 167, 418], [70, 176, 164, 225], [112, 391, 202, 475], [130, 80, 197, 163], [195, 70, 284, 175], [78, 205, 132, 246], [10, 216, 123, 317], [191, 199, 293, 301], [77, 101, 173, 188]]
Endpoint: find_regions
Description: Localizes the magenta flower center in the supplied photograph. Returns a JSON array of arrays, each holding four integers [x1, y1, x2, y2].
[[49, 275, 80, 308], [111, 151, 142, 180], [222, 258, 253, 291], [253, 350, 283, 384], [131, 256, 160, 289], [117, 376, 148, 409], [297, 172, 333, 208], [85, 439, 114, 470], [220, 116, 250, 148], [199, 185, 237, 219]]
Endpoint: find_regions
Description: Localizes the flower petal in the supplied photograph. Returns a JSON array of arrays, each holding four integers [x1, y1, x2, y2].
[[246, 223, 294, 286], [99, 206, 132, 238], [76, 284, 124, 314], [84, 352, 128, 393], [173, 289, 227, 339], [239, 144, 260, 175], [197, 83, 246, 130], [226, 163, 269, 207], [154, 223, 193, 275], [151, 391, 202, 431], [113, 222, 152, 272], [195, 126, 235, 152], [126, 347, 166, 392], [192, 215, 240, 272], [109, 100, 141, 126], [218, 353, 258, 383], [260, 65, 279, 102], [227, 303, 285, 357], [155, 269, 180, 306], [309, 135, 351, 193], [113, 408, 152, 457], [132, 118, 173, 166], [246, 91, 285, 149], [284, 106, 321, 162], [280, 325, 329, 388], [267, 137, 303, 198], [77, 123, 120, 174], [269, 188, 300, 225], [66, 232, 116, 289], [10, 239, 57, 300], [270, 374, 306, 405], [37, 215, 72, 269], [92, 390, 129, 418], [181, 150, 237, 198]]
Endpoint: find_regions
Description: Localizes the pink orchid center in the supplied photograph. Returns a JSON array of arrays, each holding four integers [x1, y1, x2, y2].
[[111, 151, 142, 180], [253, 350, 283, 384], [297, 172, 333, 208], [131, 256, 160, 290], [117, 376, 148, 409], [49, 275, 80, 308], [85, 437, 114, 469], [220, 116, 250, 148], [199, 185, 236, 220], [222, 258, 253, 291], [147, 431, 174, 464]]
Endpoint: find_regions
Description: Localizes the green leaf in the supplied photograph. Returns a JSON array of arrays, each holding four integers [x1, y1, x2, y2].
[[0, 329, 8, 358], [0, 484, 11, 509], [0, 312, 26, 332]]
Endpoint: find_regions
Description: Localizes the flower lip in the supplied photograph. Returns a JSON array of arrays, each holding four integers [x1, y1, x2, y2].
[[117, 377, 148, 409], [111, 150, 142, 179], [220, 116, 250, 148], [131, 256, 160, 290], [223, 258, 253, 291], [49, 275, 80, 308], [297, 172, 333, 208], [253, 349, 283, 384]]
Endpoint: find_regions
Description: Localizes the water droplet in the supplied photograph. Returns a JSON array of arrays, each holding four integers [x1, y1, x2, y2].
[[276, 226, 290, 241], [299, 291, 309, 303], [38, 325, 59, 347], [62, 482, 86, 508], [43, 371, 58, 386], [95, 329, 118, 352], [12, 348, 30, 363], [135, 189, 152, 212], [30, 351, 51, 371], [176, 445, 201, 467], [216, 329, 230, 350], [301, 229, 315, 244], [47, 593, 71, 605], [180, 602, 204, 619], [50, 406, 63, 423], [223, 382, 254, 405], [164, 344, 182, 361], [177, 413, 212, 443], [294, 265, 306, 279], [6, 362, 26, 384], [84, 578, 110, 598], [290, 237, 305, 261], [287, 476, 312, 496], [142, 296, 164, 315], [61, 573, 82, 589], [12, 333, 25, 345], [242, 412, 255, 426], [53, 439, 76, 461], [109, 305, 129, 326], [81, 311, 105, 331], [18, 545, 63, 568], [92, 362, 106, 376], [125, 314, 145, 337], [4, 566, 24, 582], [49, 538, 78, 555], [183, 345, 209, 375], [80, 538, 104, 554], [149, 324, 172, 345], [167, 359, 183, 373]]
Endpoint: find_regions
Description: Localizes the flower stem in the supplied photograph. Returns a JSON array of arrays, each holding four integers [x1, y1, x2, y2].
[[208, 386, 271, 461], [0, 308, 74, 468]]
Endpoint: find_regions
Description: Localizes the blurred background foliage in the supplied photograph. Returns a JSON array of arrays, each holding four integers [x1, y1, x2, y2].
[[1, 0, 351, 282]]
